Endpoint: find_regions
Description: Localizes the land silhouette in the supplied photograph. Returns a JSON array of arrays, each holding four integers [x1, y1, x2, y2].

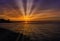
[[0, 19, 11, 23]]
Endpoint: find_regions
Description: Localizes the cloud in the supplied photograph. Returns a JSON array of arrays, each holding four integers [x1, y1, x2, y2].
[[38, 0, 60, 10], [0, 0, 60, 21]]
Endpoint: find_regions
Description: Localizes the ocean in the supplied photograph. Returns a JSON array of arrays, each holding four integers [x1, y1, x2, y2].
[[0, 23, 60, 41]]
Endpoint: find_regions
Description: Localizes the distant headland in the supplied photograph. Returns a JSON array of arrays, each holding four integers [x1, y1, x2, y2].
[[0, 19, 11, 23]]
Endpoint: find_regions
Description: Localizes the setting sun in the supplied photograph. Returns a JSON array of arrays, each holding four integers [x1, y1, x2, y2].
[[20, 15, 32, 22], [24, 16, 30, 21]]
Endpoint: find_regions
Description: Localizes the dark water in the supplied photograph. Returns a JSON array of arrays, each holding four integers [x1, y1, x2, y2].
[[0, 23, 60, 41]]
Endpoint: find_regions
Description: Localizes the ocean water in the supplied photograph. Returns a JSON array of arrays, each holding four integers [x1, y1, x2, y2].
[[0, 23, 60, 41]]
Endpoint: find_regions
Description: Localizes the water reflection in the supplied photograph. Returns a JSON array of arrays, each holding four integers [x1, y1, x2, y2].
[[21, 23, 32, 35], [0, 23, 60, 40]]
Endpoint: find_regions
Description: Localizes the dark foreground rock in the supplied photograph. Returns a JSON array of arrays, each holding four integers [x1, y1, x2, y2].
[[0, 27, 31, 41]]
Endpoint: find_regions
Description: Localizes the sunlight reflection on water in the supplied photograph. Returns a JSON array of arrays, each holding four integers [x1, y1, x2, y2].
[[0, 23, 60, 40]]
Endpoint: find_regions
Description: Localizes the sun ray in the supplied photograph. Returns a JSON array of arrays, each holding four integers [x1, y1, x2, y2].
[[26, 0, 34, 16], [15, 0, 25, 17], [14, 0, 58, 21], [29, 7, 37, 17], [29, 2, 39, 17]]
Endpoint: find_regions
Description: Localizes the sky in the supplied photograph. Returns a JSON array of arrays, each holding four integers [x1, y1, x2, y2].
[[0, 0, 60, 21]]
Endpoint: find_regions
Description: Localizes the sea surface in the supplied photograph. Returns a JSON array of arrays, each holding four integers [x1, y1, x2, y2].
[[0, 23, 60, 41]]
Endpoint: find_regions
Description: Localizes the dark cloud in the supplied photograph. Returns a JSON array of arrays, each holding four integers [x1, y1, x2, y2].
[[0, 0, 60, 11], [0, 0, 18, 10], [39, 0, 60, 10], [0, 0, 19, 17]]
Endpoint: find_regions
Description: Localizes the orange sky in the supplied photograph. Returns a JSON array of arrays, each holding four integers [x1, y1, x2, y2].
[[0, 0, 60, 21], [0, 9, 60, 21]]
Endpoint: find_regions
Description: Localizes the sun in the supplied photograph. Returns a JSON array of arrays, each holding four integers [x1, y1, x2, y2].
[[20, 15, 32, 23], [23, 16, 31, 21], [23, 16, 30, 21], [21, 16, 31, 23]]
